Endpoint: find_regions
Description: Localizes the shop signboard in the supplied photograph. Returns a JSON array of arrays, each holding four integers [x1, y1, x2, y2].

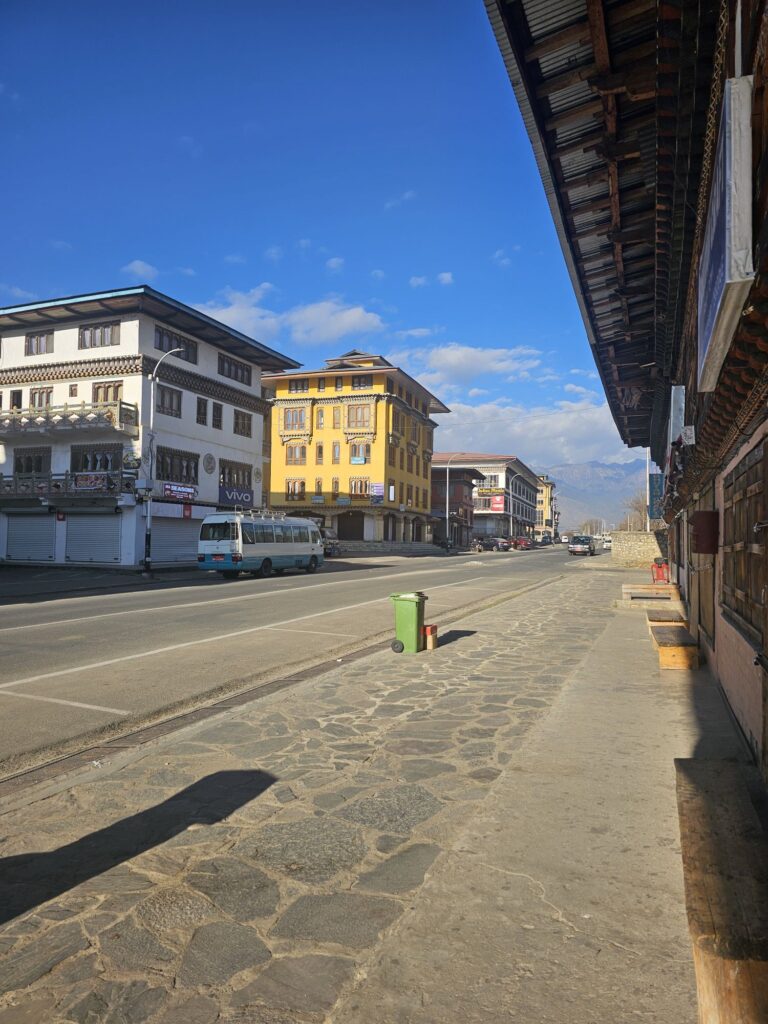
[[648, 473, 664, 520], [490, 495, 505, 512], [337, 496, 351, 506], [74, 472, 111, 491], [311, 495, 325, 504], [165, 482, 197, 501], [370, 483, 384, 505], [698, 77, 754, 391], [218, 484, 252, 506]]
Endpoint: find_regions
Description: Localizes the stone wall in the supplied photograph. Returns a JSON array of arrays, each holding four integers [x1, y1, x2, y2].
[[338, 540, 443, 557], [611, 530, 668, 567]]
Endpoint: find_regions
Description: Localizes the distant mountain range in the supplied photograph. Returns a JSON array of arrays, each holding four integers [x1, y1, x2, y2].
[[538, 459, 647, 532]]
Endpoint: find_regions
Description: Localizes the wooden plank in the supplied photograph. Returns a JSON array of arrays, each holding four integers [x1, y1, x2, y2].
[[675, 759, 768, 1022], [524, 19, 591, 62], [650, 625, 697, 648]]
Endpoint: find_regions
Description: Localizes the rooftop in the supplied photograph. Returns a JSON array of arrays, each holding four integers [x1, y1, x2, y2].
[[0, 286, 300, 373]]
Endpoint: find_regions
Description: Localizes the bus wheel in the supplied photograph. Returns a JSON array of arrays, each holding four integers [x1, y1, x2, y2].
[[305, 556, 318, 574], [222, 571, 239, 579], [258, 558, 272, 578]]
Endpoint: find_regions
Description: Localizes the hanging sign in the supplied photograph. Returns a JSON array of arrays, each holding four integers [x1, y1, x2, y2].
[[698, 77, 754, 391]]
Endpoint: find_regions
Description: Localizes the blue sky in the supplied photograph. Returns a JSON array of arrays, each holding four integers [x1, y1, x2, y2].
[[1, 0, 640, 468]]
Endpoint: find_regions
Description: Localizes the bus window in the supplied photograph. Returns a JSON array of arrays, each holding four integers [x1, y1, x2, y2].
[[310, 529, 321, 544], [273, 524, 287, 543], [200, 521, 238, 541], [254, 523, 274, 543], [297, 527, 310, 542], [241, 522, 256, 545]]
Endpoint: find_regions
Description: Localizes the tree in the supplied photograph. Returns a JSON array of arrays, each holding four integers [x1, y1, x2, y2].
[[622, 490, 647, 531]]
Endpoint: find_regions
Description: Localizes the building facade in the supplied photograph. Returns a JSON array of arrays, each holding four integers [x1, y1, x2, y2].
[[433, 453, 538, 539], [264, 352, 448, 542], [486, 0, 768, 780], [0, 287, 297, 567], [535, 474, 558, 541], [430, 465, 485, 548]]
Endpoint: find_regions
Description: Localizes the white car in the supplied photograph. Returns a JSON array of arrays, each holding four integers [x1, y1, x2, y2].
[[560, 534, 569, 544]]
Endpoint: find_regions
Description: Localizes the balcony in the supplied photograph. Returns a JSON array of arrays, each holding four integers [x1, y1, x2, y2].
[[0, 471, 135, 501], [0, 401, 139, 439]]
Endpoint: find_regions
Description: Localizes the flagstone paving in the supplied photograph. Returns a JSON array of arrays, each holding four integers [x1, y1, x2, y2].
[[0, 571, 616, 1022]]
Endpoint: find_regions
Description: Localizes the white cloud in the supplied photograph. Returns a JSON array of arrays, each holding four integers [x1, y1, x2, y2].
[[121, 259, 158, 281], [564, 383, 601, 399], [435, 398, 631, 466], [371, 269, 386, 280], [284, 299, 382, 344], [326, 257, 345, 273], [536, 373, 561, 383], [50, 239, 72, 251], [177, 266, 196, 277], [296, 238, 312, 251], [437, 272, 454, 286], [468, 388, 489, 398], [0, 283, 37, 301], [196, 284, 280, 339], [394, 327, 433, 339], [384, 189, 416, 211], [224, 253, 246, 265], [264, 246, 283, 263], [197, 286, 384, 346], [569, 368, 599, 380], [492, 249, 511, 268], [409, 276, 428, 288]]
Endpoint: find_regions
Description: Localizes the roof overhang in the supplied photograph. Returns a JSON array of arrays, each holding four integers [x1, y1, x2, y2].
[[0, 286, 300, 373]]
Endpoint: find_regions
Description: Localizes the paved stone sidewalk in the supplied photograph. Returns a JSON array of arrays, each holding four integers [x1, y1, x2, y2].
[[0, 569, 696, 1022]]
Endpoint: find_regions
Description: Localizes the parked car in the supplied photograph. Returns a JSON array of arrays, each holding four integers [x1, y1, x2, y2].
[[491, 537, 512, 551], [513, 536, 533, 550], [319, 527, 340, 557], [538, 534, 553, 546], [568, 534, 595, 556], [560, 534, 569, 544], [603, 535, 612, 549]]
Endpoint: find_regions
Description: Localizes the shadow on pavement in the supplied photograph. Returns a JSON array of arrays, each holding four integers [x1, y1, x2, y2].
[[0, 770, 275, 925], [438, 629, 477, 647]]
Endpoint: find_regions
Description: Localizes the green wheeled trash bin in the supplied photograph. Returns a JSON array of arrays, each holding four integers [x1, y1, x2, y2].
[[389, 592, 428, 653]]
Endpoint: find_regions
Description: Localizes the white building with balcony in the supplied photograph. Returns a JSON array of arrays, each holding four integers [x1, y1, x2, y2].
[[0, 287, 297, 567], [433, 453, 538, 539]]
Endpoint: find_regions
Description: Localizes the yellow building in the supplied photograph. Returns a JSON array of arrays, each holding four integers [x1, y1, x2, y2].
[[535, 474, 558, 540], [262, 351, 449, 542]]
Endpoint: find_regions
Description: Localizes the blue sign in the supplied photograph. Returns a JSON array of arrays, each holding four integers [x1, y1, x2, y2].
[[648, 473, 664, 520], [219, 484, 254, 507]]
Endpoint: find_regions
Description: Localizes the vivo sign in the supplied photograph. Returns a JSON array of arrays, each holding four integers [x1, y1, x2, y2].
[[698, 77, 754, 391], [219, 485, 254, 506]]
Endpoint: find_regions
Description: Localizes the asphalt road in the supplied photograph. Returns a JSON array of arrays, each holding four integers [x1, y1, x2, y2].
[[0, 547, 577, 771]]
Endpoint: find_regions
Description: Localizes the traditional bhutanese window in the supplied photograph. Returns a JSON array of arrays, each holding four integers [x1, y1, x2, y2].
[[722, 441, 764, 645]]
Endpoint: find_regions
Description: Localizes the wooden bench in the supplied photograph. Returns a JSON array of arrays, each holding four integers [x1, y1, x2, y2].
[[676, 759, 768, 1023], [650, 624, 699, 669], [647, 609, 689, 632]]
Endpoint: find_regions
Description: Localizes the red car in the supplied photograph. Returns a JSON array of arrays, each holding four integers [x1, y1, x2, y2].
[[513, 537, 533, 550]]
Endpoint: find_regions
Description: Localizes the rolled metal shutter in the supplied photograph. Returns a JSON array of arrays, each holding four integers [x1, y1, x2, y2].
[[66, 514, 121, 563], [6, 515, 56, 561], [152, 517, 199, 562]]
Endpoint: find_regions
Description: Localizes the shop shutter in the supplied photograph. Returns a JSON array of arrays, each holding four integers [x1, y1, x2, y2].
[[66, 514, 121, 563], [151, 517, 199, 562], [6, 515, 55, 561]]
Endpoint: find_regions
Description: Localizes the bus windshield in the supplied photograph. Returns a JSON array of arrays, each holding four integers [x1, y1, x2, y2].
[[200, 521, 239, 541]]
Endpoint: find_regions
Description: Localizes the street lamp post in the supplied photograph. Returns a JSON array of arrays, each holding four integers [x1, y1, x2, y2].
[[143, 348, 184, 576], [445, 454, 460, 550]]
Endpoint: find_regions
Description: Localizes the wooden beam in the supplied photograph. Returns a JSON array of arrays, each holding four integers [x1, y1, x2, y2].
[[545, 99, 603, 132], [536, 62, 598, 99]]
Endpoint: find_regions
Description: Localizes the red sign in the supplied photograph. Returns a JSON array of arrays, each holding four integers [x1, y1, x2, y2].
[[56, 510, 66, 522], [183, 504, 192, 519], [490, 495, 505, 512]]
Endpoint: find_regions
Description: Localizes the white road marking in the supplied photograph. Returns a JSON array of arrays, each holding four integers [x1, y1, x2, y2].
[[0, 577, 485, 692], [263, 627, 357, 638], [0, 565, 496, 634], [0, 690, 128, 715]]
